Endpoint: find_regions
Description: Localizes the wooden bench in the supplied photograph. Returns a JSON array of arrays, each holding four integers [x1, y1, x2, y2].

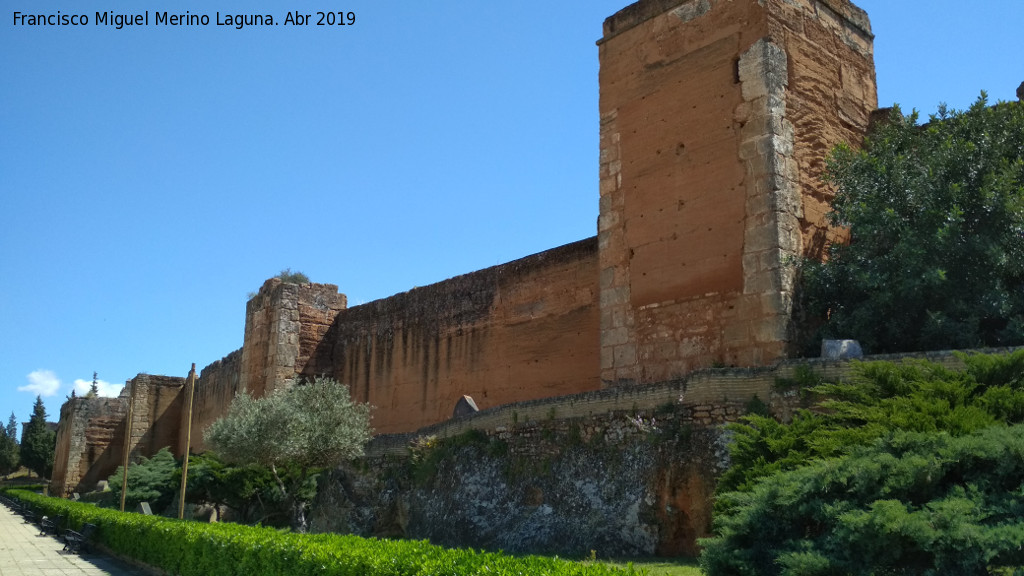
[[63, 523, 97, 554]]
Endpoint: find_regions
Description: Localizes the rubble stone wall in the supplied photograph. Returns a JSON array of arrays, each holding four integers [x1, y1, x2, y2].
[[312, 348, 1016, 556]]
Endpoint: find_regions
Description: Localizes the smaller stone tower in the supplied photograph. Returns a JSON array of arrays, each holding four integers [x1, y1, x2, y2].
[[239, 278, 347, 398]]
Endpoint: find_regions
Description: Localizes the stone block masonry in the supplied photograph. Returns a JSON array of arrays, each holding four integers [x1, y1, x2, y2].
[[51, 373, 185, 496], [598, 0, 876, 385], [240, 278, 348, 398]]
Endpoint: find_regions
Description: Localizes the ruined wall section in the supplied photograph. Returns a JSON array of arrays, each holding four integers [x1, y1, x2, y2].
[[319, 239, 601, 434], [768, 0, 876, 256], [240, 279, 347, 399], [598, 0, 876, 385], [124, 374, 185, 462], [177, 349, 243, 456], [51, 396, 127, 496]]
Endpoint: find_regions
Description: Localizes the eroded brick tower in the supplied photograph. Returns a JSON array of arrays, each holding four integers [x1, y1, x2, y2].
[[598, 0, 877, 385]]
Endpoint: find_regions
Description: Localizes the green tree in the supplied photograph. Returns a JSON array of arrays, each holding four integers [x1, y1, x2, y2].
[[204, 376, 371, 531], [4, 412, 16, 440], [0, 420, 18, 475], [177, 451, 317, 525], [798, 95, 1024, 353], [20, 396, 56, 478], [108, 447, 179, 512], [716, 350, 1024, 496], [88, 371, 99, 398]]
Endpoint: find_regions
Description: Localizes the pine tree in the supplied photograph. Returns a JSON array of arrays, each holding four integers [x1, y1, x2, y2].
[[19, 396, 56, 478], [0, 413, 18, 475], [5, 412, 17, 441], [88, 371, 99, 398]]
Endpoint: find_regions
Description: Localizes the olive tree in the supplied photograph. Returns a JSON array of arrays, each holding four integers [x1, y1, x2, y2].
[[203, 376, 371, 531]]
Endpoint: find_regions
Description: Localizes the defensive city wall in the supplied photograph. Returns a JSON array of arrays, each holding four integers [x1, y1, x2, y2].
[[52, 0, 880, 551]]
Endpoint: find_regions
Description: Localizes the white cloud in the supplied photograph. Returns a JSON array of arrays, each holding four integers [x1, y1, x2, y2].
[[19, 370, 61, 397], [73, 378, 124, 398]]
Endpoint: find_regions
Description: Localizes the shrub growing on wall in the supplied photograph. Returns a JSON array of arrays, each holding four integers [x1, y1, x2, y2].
[[799, 95, 1024, 353]]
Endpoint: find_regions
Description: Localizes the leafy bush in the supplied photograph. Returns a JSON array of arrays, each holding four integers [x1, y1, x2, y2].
[[701, 426, 1024, 576], [717, 350, 1024, 495], [177, 451, 317, 526], [3, 488, 640, 576], [704, 350, 1024, 575], [799, 96, 1024, 353], [276, 268, 310, 284], [204, 376, 372, 531], [107, 446, 178, 512]]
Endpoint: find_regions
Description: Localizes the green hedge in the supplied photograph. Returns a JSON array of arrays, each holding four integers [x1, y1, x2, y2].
[[3, 489, 638, 576]]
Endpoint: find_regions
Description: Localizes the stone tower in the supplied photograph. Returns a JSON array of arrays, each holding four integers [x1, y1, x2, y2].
[[597, 0, 877, 385], [240, 278, 348, 398]]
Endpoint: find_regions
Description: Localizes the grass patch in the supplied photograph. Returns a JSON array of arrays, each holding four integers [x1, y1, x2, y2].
[[594, 558, 703, 576]]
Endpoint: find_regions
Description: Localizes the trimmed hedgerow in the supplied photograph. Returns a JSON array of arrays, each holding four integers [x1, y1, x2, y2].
[[4, 489, 638, 576]]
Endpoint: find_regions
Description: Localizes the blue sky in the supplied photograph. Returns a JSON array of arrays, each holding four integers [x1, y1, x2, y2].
[[1, 0, 1021, 438]]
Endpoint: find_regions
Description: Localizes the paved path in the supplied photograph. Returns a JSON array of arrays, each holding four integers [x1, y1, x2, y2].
[[0, 505, 148, 575]]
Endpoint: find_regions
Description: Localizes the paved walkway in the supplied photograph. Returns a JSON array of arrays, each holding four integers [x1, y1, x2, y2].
[[0, 505, 149, 575]]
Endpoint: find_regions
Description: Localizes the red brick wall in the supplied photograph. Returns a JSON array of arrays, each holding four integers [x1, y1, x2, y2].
[[317, 239, 601, 434], [598, 0, 876, 385]]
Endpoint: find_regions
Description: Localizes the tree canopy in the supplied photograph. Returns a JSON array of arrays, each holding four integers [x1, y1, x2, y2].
[[799, 95, 1024, 353], [108, 446, 178, 512], [0, 413, 18, 476], [20, 396, 55, 478], [203, 376, 371, 531], [4, 412, 16, 440]]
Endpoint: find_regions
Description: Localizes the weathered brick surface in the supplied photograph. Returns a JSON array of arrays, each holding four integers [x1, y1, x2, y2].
[[123, 374, 186, 461], [364, 347, 1021, 458], [240, 279, 346, 398], [319, 239, 600, 434], [179, 349, 243, 455], [51, 396, 128, 496], [51, 373, 185, 496], [598, 0, 876, 385]]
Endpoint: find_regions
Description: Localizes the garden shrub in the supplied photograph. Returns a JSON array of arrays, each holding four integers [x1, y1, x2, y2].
[[705, 350, 1024, 575], [3, 488, 640, 576], [701, 426, 1024, 576]]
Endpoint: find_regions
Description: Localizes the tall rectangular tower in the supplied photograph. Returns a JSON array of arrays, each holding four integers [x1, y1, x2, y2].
[[598, 0, 876, 384]]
